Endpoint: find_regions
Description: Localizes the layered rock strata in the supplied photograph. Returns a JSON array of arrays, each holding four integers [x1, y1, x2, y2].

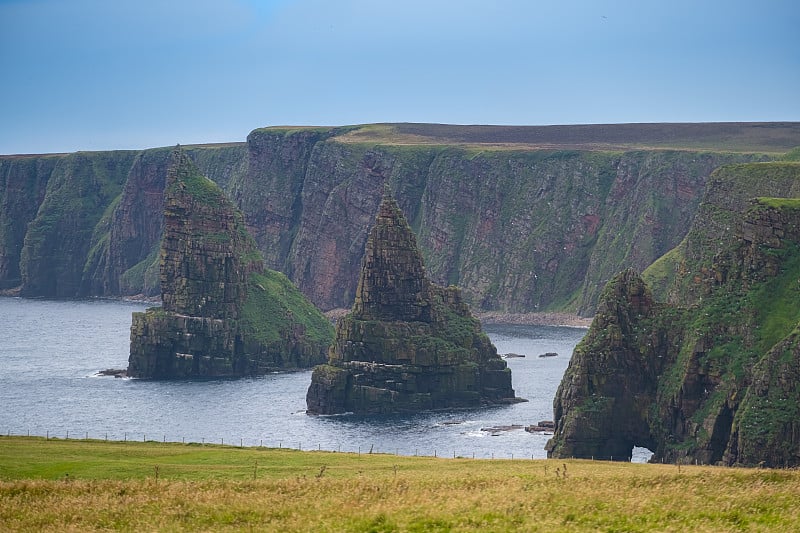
[[3, 124, 787, 315], [547, 162, 800, 467], [127, 148, 333, 378], [306, 195, 520, 414]]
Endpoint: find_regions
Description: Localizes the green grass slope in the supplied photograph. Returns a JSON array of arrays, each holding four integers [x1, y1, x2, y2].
[[2, 437, 799, 532]]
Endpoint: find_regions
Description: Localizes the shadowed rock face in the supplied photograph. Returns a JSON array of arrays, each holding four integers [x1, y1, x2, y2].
[[547, 162, 800, 467], [306, 195, 520, 414], [545, 269, 667, 461], [127, 148, 333, 379]]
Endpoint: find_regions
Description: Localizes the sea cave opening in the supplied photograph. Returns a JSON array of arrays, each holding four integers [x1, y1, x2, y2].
[[631, 446, 654, 463]]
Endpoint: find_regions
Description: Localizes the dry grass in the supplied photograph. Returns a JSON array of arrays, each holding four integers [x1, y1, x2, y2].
[[1, 437, 799, 531]]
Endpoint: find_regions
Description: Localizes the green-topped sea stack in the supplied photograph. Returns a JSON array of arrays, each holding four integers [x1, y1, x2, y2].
[[127, 148, 333, 378], [546, 161, 800, 467], [306, 194, 521, 414]]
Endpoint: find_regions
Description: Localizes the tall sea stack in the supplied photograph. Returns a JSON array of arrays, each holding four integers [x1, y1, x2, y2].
[[306, 194, 520, 414], [127, 148, 333, 378]]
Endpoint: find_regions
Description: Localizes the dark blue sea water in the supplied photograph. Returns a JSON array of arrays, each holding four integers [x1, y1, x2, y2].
[[0, 297, 649, 460]]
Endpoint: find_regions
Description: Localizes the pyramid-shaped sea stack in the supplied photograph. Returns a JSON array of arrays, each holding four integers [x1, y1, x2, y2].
[[127, 148, 333, 378], [306, 195, 520, 414]]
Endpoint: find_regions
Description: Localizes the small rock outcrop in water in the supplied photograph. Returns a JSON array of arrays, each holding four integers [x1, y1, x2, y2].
[[306, 195, 521, 414], [546, 161, 800, 467], [127, 148, 333, 378]]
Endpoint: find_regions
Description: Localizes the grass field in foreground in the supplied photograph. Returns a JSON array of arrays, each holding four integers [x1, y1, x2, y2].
[[1, 437, 799, 532]]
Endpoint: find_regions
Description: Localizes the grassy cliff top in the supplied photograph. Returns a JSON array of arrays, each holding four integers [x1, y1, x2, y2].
[[7, 123, 798, 157], [328, 122, 800, 153]]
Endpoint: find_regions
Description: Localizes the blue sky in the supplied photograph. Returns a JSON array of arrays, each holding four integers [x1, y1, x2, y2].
[[1, 0, 798, 154]]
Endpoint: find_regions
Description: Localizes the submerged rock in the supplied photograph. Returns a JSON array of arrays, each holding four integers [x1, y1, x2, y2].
[[306, 195, 521, 414], [96, 368, 127, 378], [525, 420, 555, 433], [127, 148, 333, 378]]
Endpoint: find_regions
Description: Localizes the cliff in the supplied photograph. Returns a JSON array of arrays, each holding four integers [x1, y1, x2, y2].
[[547, 161, 800, 467], [83, 144, 248, 297], [0, 144, 246, 298], [127, 149, 332, 378], [306, 195, 518, 414], [0, 154, 58, 289], [1, 123, 797, 316]]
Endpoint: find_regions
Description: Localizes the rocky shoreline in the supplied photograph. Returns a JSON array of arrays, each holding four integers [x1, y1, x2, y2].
[[325, 308, 592, 328], [0, 292, 593, 329], [475, 312, 591, 328]]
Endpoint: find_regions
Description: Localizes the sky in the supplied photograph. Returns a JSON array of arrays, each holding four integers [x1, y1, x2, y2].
[[1, 0, 798, 154]]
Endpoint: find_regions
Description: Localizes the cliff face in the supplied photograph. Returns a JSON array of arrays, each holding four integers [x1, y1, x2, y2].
[[0, 144, 246, 298], [0, 123, 790, 315], [274, 135, 763, 314], [306, 196, 518, 414], [19, 151, 138, 297], [229, 128, 335, 269], [127, 149, 332, 378], [0, 155, 57, 289], [83, 144, 248, 298], [547, 162, 800, 467]]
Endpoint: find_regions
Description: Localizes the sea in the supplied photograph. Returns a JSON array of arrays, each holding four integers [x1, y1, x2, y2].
[[0, 297, 652, 461]]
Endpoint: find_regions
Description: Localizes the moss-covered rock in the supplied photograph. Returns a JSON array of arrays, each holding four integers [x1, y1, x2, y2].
[[306, 195, 520, 414], [127, 148, 333, 378], [547, 162, 800, 467]]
